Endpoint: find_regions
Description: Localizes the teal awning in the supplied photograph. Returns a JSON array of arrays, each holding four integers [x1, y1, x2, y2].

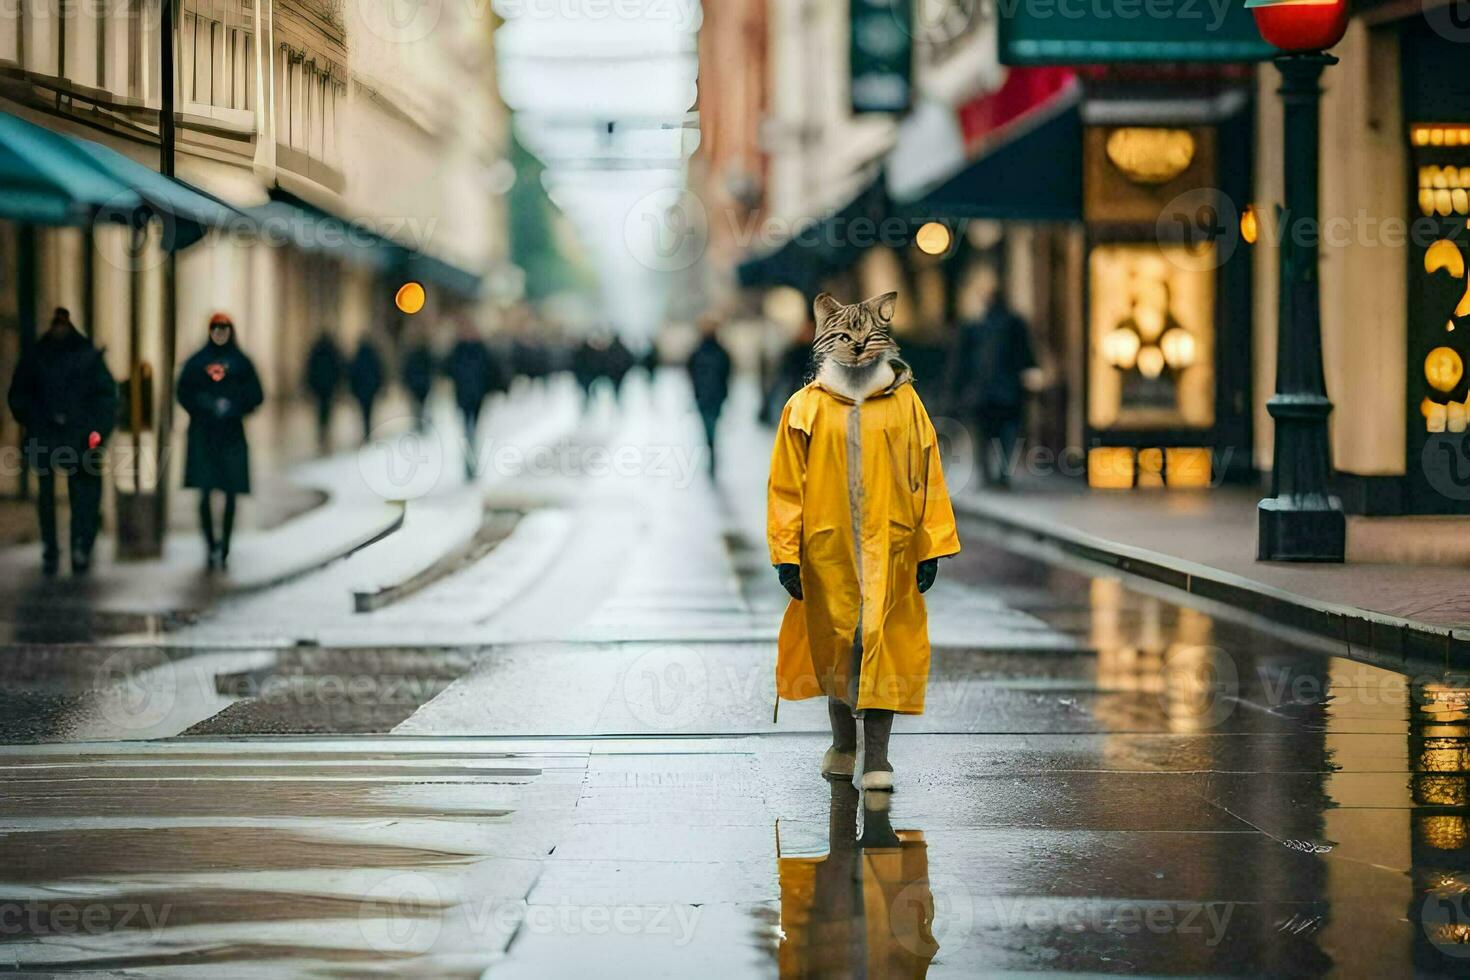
[[737, 174, 889, 292], [892, 102, 1083, 223], [408, 251, 482, 301], [63, 136, 245, 250], [248, 192, 405, 273], [0, 110, 248, 249], [251, 191, 483, 299], [0, 112, 141, 225]]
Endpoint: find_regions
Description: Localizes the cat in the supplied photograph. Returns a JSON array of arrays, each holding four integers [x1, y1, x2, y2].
[[810, 291, 912, 402]]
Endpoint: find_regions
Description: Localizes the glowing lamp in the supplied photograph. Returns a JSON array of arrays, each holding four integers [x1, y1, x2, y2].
[[395, 281, 426, 315], [1245, 0, 1349, 53], [1239, 204, 1259, 245], [915, 222, 952, 256], [1426, 346, 1464, 393]]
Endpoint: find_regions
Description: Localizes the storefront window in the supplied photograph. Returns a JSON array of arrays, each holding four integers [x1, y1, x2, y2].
[[1088, 242, 1215, 431]]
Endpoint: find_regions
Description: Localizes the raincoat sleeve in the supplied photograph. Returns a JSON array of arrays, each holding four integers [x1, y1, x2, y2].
[[914, 393, 961, 562], [766, 395, 810, 566]]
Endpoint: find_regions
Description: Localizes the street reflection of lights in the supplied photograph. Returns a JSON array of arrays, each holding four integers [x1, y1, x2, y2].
[[395, 281, 426, 315], [1421, 814, 1469, 852], [915, 222, 951, 255], [1416, 775, 1467, 807]]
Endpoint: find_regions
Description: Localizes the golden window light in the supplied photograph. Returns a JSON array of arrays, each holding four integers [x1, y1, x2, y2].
[[1137, 345, 1166, 379], [1239, 204, 1258, 245], [1426, 346, 1464, 393], [1104, 128, 1196, 185]]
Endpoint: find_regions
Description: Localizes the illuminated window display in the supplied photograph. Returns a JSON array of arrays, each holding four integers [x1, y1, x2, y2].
[[1088, 243, 1216, 431]]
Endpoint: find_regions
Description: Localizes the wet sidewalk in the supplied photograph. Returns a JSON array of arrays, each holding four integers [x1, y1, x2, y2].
[[955, 478, 1470, 670], [0, 383, 578, 641]]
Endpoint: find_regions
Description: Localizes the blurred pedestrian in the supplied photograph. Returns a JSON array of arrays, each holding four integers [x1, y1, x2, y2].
[[348, 337, 385, 441], [686, 315, 731, 475], [445, 323, 502, 481], [304, 331, 342, 452], [177, 313, 263, 570], [400, 336, 436, 432], [605, 334, 635, 404], [6, 307, 118, 575], [949, 290, 1036, 489], [572, 335, 609, 412], [761, 318, 814, 425]]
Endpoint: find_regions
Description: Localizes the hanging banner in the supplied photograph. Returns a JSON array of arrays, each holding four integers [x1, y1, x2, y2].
[[998, 1, 1274, 65], [851, 0, 912, 114]]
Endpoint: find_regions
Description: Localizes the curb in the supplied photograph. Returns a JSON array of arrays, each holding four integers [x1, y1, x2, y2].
[[953, 495, 1470, 676]]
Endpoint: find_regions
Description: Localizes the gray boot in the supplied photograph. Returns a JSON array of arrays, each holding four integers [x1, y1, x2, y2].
[[821, 697, 857, 779], [860, 708, 894, 791]]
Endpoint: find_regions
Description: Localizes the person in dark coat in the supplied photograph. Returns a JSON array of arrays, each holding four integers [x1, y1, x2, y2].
[[400, 338, 436, 432], [304, 332, 342, 453], [6, 307, 118, 575], [605, 335, 635, 404], [348, 338, 385, 442], [761, 319, 814, 425], [444, 323, 505, 481], [949, 292, 1037, 488], [686, 315, 732, 475], [572, 335, 608, 411], [177, 313, 264, 569]]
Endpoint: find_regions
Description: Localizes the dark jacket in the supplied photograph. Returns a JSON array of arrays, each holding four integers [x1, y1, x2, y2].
[[178, 338, 264, 493], [687, 336, 732, 414], [7, 325, 118, 459], [951, 303, 1036, 414], [305, 335, 342, 401], [401, 344, 436, 402], [445, 338, 506, 411], [349, 342, 385, 405]]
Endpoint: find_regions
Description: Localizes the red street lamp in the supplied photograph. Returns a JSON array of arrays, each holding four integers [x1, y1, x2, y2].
[[1248, 0, 1349, 53], [1248, 0, 1349, 561]]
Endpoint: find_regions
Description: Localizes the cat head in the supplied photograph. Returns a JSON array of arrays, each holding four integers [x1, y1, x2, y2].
[[811, 291, 900, 368]]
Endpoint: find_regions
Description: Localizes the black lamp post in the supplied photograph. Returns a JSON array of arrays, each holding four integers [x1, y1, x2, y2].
[[1250, 1, 1349, 562]]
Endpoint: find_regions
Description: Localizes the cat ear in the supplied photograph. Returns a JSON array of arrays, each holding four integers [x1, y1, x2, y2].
[[813, 293, 843, 332], [865, 291, 898, 324]]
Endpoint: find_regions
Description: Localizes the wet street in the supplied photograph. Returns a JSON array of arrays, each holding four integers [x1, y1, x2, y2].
[[1, 380, 1468, 977]]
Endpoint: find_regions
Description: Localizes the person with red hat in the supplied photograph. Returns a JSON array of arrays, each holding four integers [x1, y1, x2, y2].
[[177, 313, 263, 569]]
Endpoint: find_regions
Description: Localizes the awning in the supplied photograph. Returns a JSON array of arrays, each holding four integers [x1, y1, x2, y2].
[[63, 136, 245, 250], [737, 173, 889, 292], [892, 93, 1083, 223], [0, 111, 142, 226], [250, 191, 483, 299], [408, 250, 483, 301], [0, 110, 247, 247]]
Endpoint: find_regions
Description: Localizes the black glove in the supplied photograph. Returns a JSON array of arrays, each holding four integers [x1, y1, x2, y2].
[[776, 563, 803, 601], [917, 558, 939, 594]]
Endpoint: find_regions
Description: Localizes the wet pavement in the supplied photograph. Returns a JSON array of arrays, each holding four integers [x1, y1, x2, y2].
[[1, 378, 1468, 976]]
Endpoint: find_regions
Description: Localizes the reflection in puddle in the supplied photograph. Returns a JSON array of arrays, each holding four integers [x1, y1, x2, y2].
[[776, 782, 937, 977]]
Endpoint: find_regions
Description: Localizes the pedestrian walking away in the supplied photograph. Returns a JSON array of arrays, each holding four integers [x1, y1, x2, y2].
[[6, 307, 118, 575], [349, 337, 385, 442], [177, 313, 264, 570], [305, 331, 343, 453], [686, 314, 732, 475], [445, 322, 505, 480], [401, 336, 436, 433], [767, 291, 960, 793], [949, 284, 1038, 488]]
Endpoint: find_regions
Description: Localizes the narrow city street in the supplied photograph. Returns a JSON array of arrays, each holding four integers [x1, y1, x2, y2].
[[0, 376, 1465, 977]]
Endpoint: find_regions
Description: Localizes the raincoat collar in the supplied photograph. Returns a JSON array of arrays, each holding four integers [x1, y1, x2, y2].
[[811, 357, 914, 404]]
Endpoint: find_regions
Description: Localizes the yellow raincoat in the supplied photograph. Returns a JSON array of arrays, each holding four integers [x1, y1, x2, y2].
[[767, 375, 960, 715]]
